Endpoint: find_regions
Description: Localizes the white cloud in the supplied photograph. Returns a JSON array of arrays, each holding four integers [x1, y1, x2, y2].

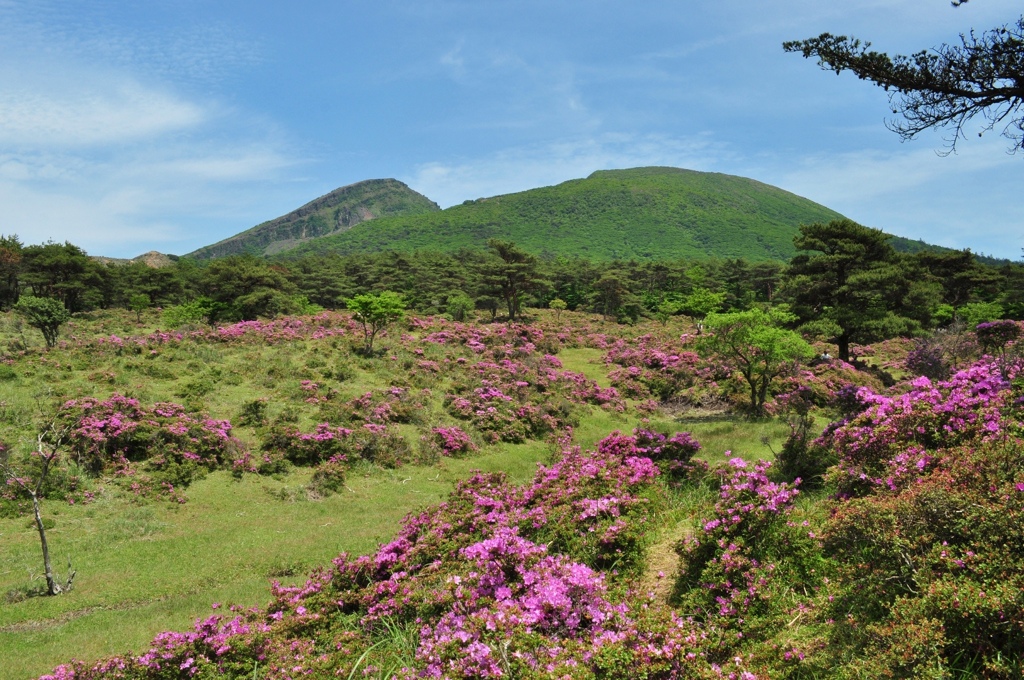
[[0, 71, 204, 148]]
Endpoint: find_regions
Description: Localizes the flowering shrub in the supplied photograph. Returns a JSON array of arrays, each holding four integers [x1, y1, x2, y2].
[[39, 430, 748, 680], [904, 336, 950, 381], [307, 455, 348, 497], [333, 387, 426, 425], [603, 335, 727, 405], [600, 428, 705, 482], [976, 319, 1020, 355], [51, 394, 243, 495], [816, 358, 1019, 497], [261, 422, 353, 466], [820, 441, 1024, 677], [261, 422, 413, 469], [421, 426, 477, 458], [674, 458, 819, 667]]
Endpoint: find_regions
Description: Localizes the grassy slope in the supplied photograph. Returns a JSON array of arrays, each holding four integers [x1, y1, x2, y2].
[[0, 312, 791, 679], [277, 167, 848, 262]]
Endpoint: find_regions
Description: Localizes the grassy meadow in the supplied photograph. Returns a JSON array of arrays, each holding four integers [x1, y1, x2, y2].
[[0, 308, 795, 679]]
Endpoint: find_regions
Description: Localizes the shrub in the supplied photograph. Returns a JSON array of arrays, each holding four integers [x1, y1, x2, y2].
[[976, 319, 1020, 355], [905, 336, 951, 380], [422, 426, 477, 458], [307, 455, 348, 497]]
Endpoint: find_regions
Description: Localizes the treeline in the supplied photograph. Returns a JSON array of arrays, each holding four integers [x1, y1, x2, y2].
[[2, 221, 1022, 349]]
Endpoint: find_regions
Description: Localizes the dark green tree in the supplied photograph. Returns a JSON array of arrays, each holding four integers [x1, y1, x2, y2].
[[21, 242, 106, 313], [0, 234, 23, 309], [482, 240, 546, 322], [915, 250, 1001, 310], [787, 220, 935, 362], [784, 7, 1024, 153], [199, 255, 297, 320], [590, 270, 641, 322]]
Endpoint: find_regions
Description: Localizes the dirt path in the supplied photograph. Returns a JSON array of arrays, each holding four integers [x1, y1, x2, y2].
[[638, 522, 693, 603]]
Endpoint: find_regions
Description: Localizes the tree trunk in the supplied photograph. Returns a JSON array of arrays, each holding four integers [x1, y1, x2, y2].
[[31, 491, 61, 595], [837, 334, 851, 363]]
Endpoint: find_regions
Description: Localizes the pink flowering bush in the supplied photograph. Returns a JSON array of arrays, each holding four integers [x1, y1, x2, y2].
[[787, 355, 1024, 676], [40, 429, 754, 680], [261, 422, 354, 466], [329, 387, 426, 426], [261, 422, 413, 469], [815, 358, 1018, 497], [674, 458, 820, 668], [976, 319, 1021, 355], [604, 335, 727, 405], [52, 394, 243, 494], [421, 426, 477, 458]]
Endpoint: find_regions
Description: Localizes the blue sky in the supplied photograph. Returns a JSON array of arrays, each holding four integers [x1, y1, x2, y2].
[[1, 0, 1021, 260]]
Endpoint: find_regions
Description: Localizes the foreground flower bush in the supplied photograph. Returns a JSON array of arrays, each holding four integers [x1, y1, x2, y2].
[[807, 357, 1024, 677], [40, 429, 762, 680]]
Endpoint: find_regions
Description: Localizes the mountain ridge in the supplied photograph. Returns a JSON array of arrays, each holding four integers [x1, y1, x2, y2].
[[178, 167, 1009, 265], [186, 178, 440, 260]]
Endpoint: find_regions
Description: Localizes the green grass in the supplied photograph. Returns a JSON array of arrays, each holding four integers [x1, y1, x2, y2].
[[0, 440, 551, 679]]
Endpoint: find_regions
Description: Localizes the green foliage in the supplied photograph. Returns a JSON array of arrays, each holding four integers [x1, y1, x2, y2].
[[482, 239, 547, 321], [127, 294, 150, 322], [345, 291, 406, 353], [199, 255, 297, 321], [21, 241, 107, 313], [444, 291, 474, 321], [162, 299, 213, 328], [678, 287, 726, 321], [13, 295, 70, 348], [278, 167, 847, 262], [789, 219, 937, 361], [549, 297, 567, 321], [701, 307, 814, 413]]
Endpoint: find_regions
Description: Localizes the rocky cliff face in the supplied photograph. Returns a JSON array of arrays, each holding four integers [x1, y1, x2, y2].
[[187, 179, 440, 260]]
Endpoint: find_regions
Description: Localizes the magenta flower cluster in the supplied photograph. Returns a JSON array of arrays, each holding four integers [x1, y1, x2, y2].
[[41, 429, 762, 679], [817, 357, 1020, 495]]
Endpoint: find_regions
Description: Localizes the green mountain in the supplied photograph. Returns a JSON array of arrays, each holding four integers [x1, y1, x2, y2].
[[187, 179, 440, 259], [275, 167, 848, 262]]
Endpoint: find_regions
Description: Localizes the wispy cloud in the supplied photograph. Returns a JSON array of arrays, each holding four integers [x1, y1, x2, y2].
[[753, 137, 1023, 258], [0, 71, 204, 147]]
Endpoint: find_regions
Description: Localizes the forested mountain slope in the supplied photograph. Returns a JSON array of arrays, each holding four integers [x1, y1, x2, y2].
[[276, 167, 847, 261]]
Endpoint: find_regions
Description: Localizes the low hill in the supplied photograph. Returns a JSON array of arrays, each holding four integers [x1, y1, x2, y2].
[[93, 251, 178, 268], [276, 167, 848, 262], [187, 179, 440, 260]]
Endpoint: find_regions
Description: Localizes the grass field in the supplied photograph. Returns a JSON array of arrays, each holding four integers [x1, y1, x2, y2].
[[0, 310, 802, 679]]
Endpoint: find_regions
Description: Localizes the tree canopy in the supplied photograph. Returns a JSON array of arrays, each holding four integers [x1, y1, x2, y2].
[[783, 9, 1024, 153], [346, 291, 406, 354], [787, 220, 937, 362], [700, 307, 814, 414], [14, 295, 71, 348]]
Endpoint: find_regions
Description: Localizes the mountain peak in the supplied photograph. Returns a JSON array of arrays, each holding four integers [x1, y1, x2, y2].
[[186, 178, 439, 259]]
